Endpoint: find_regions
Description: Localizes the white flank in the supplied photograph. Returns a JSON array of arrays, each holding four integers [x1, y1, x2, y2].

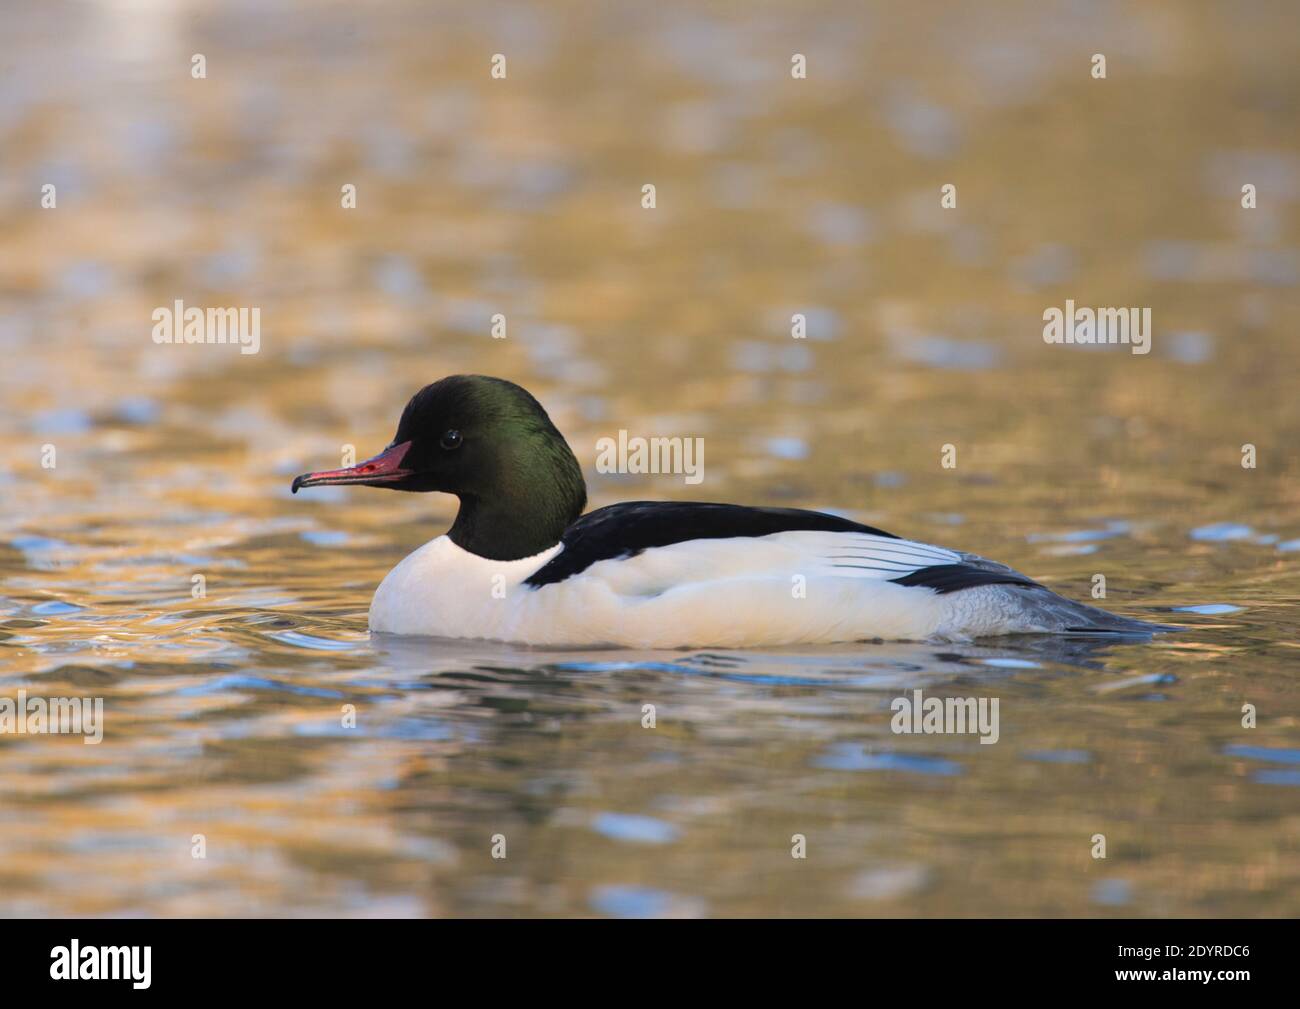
[[368, 530, 1031, 647]]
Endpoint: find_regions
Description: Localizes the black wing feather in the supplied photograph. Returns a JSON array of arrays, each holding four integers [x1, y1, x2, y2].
[[889, 563, 1040, 595]]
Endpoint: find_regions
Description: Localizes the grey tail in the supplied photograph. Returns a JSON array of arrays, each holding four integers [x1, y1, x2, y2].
[[1000, 585, 1178, 635]]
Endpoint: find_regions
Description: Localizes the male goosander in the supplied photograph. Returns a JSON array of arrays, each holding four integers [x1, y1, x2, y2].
[[292, 375, 1165, 648]]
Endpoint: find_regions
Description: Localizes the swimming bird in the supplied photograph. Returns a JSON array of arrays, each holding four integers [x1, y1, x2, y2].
[[292, 375, 1166, 647]]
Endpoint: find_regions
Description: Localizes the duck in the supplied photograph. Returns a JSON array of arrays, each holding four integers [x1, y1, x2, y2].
[[292, 374, 1167, 647]]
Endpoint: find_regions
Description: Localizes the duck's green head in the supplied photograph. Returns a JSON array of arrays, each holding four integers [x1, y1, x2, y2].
[[292, 375, 587, 559]]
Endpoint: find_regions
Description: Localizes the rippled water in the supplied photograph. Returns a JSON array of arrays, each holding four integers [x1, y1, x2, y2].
[[1, 0, 1298, 917]]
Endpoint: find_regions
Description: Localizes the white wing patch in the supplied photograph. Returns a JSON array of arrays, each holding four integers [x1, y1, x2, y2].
[[579, 529, 960, 595], [810, 532, 961, 578]]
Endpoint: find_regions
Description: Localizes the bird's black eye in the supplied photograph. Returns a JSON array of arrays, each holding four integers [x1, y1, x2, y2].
[[439, 429, 463, 450]]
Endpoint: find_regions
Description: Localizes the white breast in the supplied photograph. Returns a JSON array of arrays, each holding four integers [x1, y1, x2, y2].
[[369, 536, 562, 639], [368, 530, 990, 646]]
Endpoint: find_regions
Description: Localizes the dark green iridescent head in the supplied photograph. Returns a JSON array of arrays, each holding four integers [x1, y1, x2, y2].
[[292, 375, 587, 560]]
